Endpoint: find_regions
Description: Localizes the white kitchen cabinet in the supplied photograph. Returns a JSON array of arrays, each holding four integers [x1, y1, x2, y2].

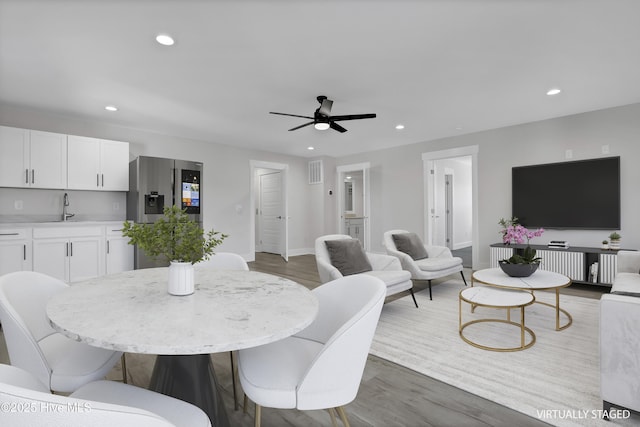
[[67, 135, 129, 191], [32, 226, 104, 283], [106, 225, 134, 274], [0, 228, 32, 275], [0, 126, 67, 189]]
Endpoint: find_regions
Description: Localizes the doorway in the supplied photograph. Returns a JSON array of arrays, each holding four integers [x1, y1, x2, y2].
[[423, 147, 478, 269], [336, 163, 370, 250], [250, 160, 289, 262]]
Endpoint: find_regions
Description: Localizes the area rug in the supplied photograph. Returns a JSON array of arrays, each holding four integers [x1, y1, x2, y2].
[[370, 279, 639, 427]]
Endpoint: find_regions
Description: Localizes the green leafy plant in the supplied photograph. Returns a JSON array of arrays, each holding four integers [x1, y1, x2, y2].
[[500, 246, 542, 265], [609, 231, 621, 240], [602, 240, 609, 245], [122, 206, 228, 264]]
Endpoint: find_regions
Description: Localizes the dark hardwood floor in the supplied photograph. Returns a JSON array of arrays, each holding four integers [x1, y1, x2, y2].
[[236, 253, 569, 426], [0, 253, 607, 426]]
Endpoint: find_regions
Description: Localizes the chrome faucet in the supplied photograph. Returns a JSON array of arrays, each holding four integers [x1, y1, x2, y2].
[[62, 192, 75, 221]]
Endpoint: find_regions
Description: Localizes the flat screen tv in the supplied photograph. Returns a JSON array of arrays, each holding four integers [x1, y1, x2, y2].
[[512, 156, 620, 230]]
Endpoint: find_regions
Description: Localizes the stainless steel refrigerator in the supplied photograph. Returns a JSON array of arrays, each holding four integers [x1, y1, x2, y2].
[[127, 156, 202, 269]]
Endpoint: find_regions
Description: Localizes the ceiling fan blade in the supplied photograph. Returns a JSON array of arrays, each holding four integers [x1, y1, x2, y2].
[[330, 113, 377, 122], [288, 121, 314, 131], [330, 121, 348, 133], [270, 112, 314, 120], [318, 98, 333, 116]]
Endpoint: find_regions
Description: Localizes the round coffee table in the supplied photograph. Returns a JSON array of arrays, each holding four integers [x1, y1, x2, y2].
[[472, 268, 572, 331], [459, 286, 536, 352]]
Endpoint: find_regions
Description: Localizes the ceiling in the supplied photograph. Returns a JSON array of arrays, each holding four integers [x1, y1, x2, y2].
[[1, 0, 640, 158]]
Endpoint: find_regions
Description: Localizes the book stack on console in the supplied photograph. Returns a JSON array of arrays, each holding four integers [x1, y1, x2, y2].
[[548, 240, 570, 249]]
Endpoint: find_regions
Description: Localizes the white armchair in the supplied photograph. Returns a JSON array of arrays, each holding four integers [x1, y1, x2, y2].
[[315, 234, 416, 307], [0, 364, 211, 427], [382, 230, 467, 300], [0, 271, 123, 393], [238, 274, 386, 427]]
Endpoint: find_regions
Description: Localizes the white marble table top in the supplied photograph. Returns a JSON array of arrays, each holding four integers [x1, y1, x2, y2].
[[460, 286, 534, 307], [46, 268, 319, 355], [472, 268, 571, 290]]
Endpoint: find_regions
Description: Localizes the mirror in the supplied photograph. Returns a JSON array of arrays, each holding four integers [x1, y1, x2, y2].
[[344, 181, 353, 212]]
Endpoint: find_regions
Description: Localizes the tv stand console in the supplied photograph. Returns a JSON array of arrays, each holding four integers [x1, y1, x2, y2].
[[489, 243, 629, 287]]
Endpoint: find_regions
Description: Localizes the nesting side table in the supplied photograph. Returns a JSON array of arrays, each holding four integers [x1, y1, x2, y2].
[[459, 286, 536, 352]]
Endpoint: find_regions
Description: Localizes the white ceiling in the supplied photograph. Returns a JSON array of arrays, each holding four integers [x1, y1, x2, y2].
[[1, 0, 640, 158]]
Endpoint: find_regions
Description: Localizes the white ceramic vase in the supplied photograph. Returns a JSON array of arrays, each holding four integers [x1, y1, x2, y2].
[[609, 239, 621, 250], [168, 261, 195, 295]]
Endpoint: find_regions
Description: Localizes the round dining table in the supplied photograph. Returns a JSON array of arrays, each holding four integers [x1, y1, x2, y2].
[[46, 267, 319, 427]]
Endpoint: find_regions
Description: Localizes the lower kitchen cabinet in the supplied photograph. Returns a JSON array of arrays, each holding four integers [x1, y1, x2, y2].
[[106, 225, 134, 274], [0, 228, 32, 276], [32, 226, 104, 283], [2, 222, 133, 283]]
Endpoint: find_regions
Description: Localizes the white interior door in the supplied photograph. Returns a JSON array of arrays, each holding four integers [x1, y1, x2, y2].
[[259, 171, 286, 258]]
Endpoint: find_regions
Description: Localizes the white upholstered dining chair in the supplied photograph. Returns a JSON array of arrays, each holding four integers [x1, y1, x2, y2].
[[315, 234, 417, 307], [382, 230, 467, 300], [238, 274, 386, 427], [0, 271, 123, 393], [0, 363, 211, 427], [194, 252, 249, 271], [195, 251, 249, 410]]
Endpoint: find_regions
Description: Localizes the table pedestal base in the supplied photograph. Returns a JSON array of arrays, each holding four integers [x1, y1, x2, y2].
[[149, 354, 230, 427]]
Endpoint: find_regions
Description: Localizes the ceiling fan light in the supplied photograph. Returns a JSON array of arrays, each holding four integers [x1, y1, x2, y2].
[[156, 34, 175, 46], [314, 122, 330, 131]]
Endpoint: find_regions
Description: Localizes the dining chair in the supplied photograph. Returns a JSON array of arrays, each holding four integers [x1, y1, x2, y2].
[[382, 229, 467, 300], [0, 363, 211, 427], [238, 274, 386, 427], [195, 251, 249, 410], [314, 234, 416, 307], [0, 271, 124, 393], [194, 252, 249, 271]]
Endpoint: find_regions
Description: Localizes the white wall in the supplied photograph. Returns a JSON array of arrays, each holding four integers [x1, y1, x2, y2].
[[338, 103, 640, 268], [0, 104, 324, 260], [4, 102, 640, 268]]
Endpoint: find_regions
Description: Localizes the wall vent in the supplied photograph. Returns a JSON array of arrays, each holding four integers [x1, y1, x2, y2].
[[308, 160, 323, 184]]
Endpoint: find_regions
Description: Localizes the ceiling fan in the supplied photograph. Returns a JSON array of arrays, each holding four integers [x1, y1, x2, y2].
[[270, 95, 376, 133]]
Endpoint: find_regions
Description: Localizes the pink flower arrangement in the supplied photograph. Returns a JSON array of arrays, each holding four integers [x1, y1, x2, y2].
[[502, 224, 544, 245]]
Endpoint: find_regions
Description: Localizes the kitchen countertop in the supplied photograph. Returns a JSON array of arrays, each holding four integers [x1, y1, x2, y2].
[[0, 220, 127, 228]]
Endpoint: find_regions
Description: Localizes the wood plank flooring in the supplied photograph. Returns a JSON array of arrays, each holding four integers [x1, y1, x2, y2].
[[0, 253, 607, 426]]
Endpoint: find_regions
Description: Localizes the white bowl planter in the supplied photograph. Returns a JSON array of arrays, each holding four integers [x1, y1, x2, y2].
[[168, 261, 195, 295]]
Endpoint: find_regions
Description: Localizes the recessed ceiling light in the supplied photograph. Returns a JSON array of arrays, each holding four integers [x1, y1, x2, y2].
[[156, 34, 175, 46], [105, 105, 118, 112], [546, 88, 561, 96], [395, 124, 405, 130], [346, 176, 352, 180], [307, 146, 315, 150]]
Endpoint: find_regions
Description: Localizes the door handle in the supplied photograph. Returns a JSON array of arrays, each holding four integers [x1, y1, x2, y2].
[[277, 216, 282, 219]]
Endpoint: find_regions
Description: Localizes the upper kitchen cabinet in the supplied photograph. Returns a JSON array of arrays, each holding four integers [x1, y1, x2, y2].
[[67, 135, 129, 191], [0, 126, 67, 189]]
